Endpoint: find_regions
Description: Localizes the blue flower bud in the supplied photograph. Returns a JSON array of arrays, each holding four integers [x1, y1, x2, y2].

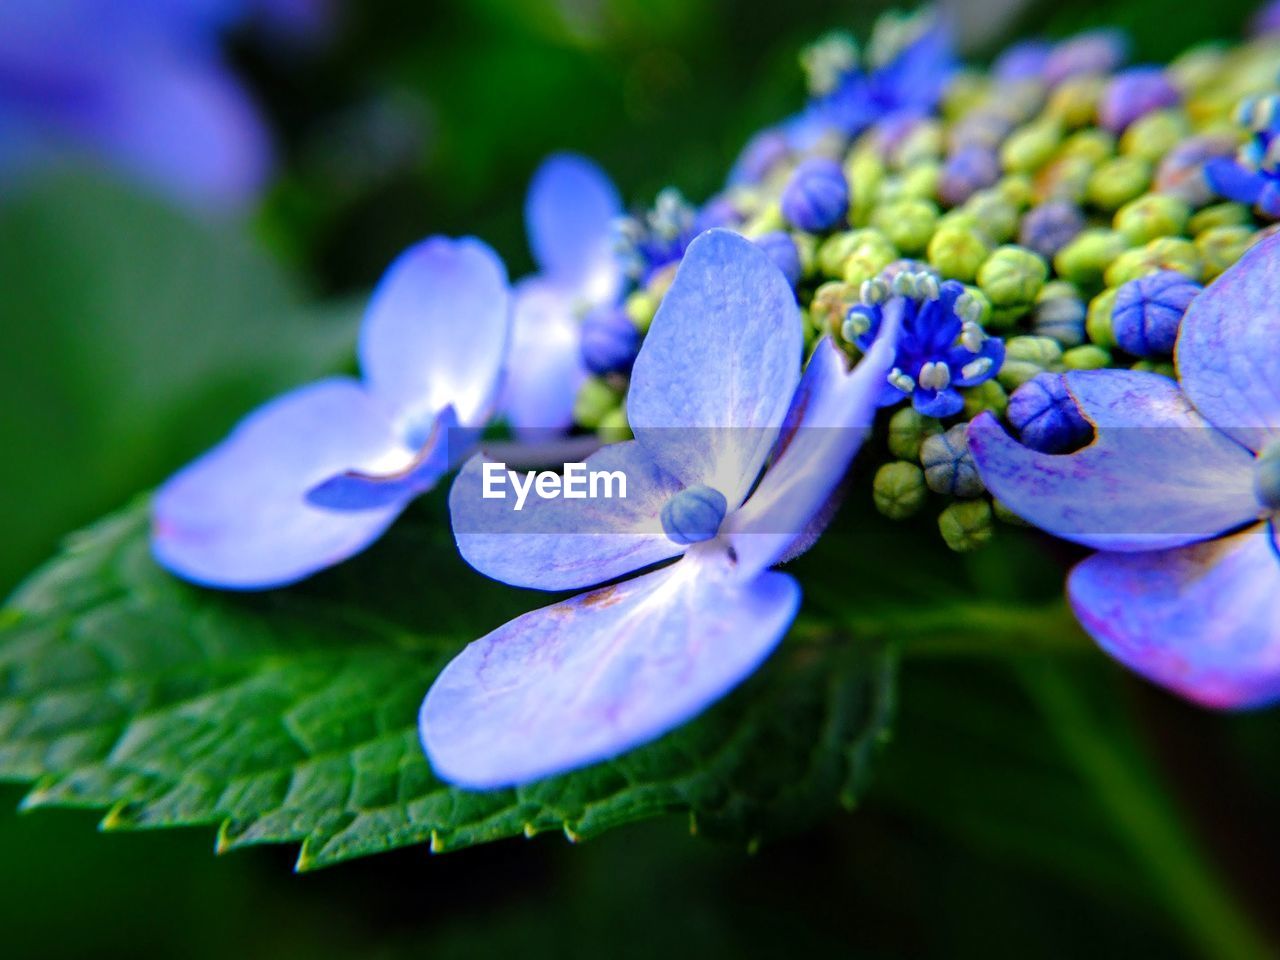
[[1044, 30, 1128, 87], [1033, 282, 1087, 346], [1018, 201, 1086, 259], [921, 424, 984, 497], [660, 485, 728, 545], [1099, 67, 1180, 133], [1256, 441, 1280, 510], [753, 231, 803, 287], [781, 158, 849, 232], [1111, 270, 1202, 357], [580, 305, 641, 375], [1006, 373, 1092, 453], [938, 145, 1000, 206]]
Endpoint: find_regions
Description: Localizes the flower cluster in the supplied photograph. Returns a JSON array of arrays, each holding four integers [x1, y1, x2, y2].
[[153, 5, 1280, 789]]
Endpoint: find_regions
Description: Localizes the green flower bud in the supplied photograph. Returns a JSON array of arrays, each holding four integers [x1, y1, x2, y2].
[[873, 461, 928, 520], [894, 123, 945, 168], [1169, 45, 1226, 94], [898, 161, 941, 200], [1045, 75, 1105, 129], [1054, 228, 1128, 288], [961, 189, 1019, 243], [574, 377, 622, 429], [1086, 156, 1151, 211], [1033, 281, 1087, 346], [921, 424, 984, 497], [625, 290, 659, 334], [1130, 359, 1176, 379], [597, 406, 633, 443], [1035, 155, 1095, 205], [791, 230, 817, 278], [1085, 288, 1118, 348], [817, 228, 896, 279], [1104, 236, 1201, 286], [1188, 202, 1252, 234], [938, 499, 994, 552], [1060, 129, 1116, 164], [927, 223, 992, 283], [1114, 193, 1191, 245], [941, 70, 988, 120], [1062, 344, 1112, 370], [809, 280, 860, 338], [646, 261, 679, 300], [739, 202, 786, 238], [887, 406, 942, 461], [962, 378, 1008, 420], [998, 335, 1064, 390], [996, 174, 1036, 209], [1001, 119, 1063, 174], [1196, 225, 1257, 281], [871, 198, 939, 255], [991, 498, 1031, 527], [846, 148, 886, 226], [1120, 109, 1189, 163], [977, 244, 1048, 308]]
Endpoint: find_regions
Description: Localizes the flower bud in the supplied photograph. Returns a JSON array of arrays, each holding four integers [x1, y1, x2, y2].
[[871, 198, 939, 255], [1086, 155, 1152, 210], [846, 148, 886, 226], [977, 245, 1048, 308], [1034, 156, 1094, 205], [1045, 75, 1105, 128], [753, 231, 803, 287], [1130, 358, 1176, 378], [581, 305, 641, 374], [624, 290, 659, 334], [1120, 108, 1189, 162], [1111, 270, 1202, 356], [1054, 228, 1128, 288], [660, 485, 728, 544], [1062, 344, 1112, 369], [997, 335, 1064, 389], [1019, 201, 1085, 259], [992, 498, 1031, 526], [939, 145, 1001, 206], [887, 406, 943, 460], [810, 281, 860, 338], [1113, 193, 1190, 245], [1001, 119, 1063, 174], [873, 461, 928, 520], [921, 424, 984, 497], [1032, 280, 1086, 345], [927, 223, 992, 283], [1060, 128, 1116, 164], [1044, 29, 1128, 86], [1104, 236, 1200, 287], [597, 406, 633, 443], [898, 161, 942, 201], [1196, 225, 1257, 281], [782, 158, 850, 231], [1006, 372, 1092, 453], [1188, 202, 1251, 234], [938, 499, 994, 552], [961, 379, 1009, 420], [1085, 287, 1118, 348], [574, 377, 622, 429], [1099, 67, 1180, 133]]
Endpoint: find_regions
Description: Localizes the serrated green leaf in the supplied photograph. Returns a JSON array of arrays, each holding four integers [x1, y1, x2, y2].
[[0, 497, 894, 869]]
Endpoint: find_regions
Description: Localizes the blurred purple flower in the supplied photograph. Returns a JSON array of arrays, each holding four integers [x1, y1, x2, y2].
[[969, 234, 1280, 708], [423, 230, 899, 788], [152, 236, 511, 588], [1099, 67, 1180, 133]]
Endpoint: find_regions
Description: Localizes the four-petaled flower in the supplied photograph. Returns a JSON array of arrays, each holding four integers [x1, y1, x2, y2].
[[969, 233, 1280, 708], [1205, 95, 1280, 219], [421, 230, 898, 788], [843, 270, 1004, 419], [152, 236, 511, 588]]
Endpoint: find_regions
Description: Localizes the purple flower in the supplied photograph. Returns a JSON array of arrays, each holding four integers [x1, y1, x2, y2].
[[0, 0, 285, 211], [1099, 67, 1180, 133], [844, 271, 1004, 419], [1043, 29, 1129, 86], [781, 158, 849, 231], [422, 230, 899, 788], [1112, 270, 1201, 357], [1205, 96, 1280, 218], [1019, 201, 1085, 259], [1006, 373, 1093, 454], [969, 234, 1280, 708], [152, 236, 511, 588], [939, 144, 1001, 207], [580, 304, 640, 375], [500, 154, 626, 438]]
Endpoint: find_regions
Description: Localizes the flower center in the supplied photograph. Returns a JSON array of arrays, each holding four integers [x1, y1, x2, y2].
[[661, 485, 728, 545], [1256, 440, 1280, 511]]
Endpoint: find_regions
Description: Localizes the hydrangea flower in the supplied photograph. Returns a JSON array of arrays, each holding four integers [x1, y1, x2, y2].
[[421, 230, 899, 788], [968, 234, 1280, 708], [1205, 95, 1280, 218], [500, 153, 626, 437], [0, 0, 321, 210], [152, 236, 510, 588], [843, 270, 1004, 418]]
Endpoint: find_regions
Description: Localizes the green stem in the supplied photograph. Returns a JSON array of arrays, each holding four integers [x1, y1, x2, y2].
[[1020, 665, 1273, 960]]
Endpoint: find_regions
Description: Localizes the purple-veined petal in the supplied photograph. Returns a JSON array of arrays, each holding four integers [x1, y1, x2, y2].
[[525, 152, 624, 304], [628, 229, 803, 509], [500, 277, 588, 438], [152, 378, 407, 589], [1069, 524, 1280, 709], [450, 441, 686, 590], [1176, 231, 1280, 452], [968, 369, 1261, 551], [358, 235, 510, 430], [727, 324, 898, 578], [420, 553, 800, 789]]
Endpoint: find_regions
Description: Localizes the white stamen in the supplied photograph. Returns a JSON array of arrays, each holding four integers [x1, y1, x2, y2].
[[888, 367, 916, 394], [961, 321, 987, 353], [918, 361, 952, 392], [961, 357, 994, 381]]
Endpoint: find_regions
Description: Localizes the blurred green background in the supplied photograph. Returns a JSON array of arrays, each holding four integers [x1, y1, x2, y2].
[[3, 0, 1278, 957]]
